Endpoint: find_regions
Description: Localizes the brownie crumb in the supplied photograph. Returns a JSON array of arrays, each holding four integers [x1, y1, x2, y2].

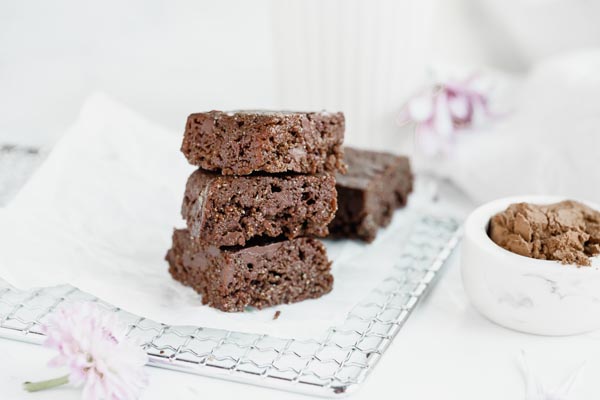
[[273, 310, 281, 320]]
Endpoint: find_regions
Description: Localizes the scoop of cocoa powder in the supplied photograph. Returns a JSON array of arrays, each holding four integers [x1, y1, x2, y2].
[[488, 200, 600, 266]]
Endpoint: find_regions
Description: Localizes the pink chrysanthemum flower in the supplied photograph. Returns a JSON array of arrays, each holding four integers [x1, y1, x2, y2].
[[398, 75, 493, 155], [24, 302, 148, 400]]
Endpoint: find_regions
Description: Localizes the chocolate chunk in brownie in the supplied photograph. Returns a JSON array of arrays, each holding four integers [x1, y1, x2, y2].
[[165, 229, 334, 312], [182, 169, 338, 247], [328, 147, 413, 242], [181, 110, 346, 175]]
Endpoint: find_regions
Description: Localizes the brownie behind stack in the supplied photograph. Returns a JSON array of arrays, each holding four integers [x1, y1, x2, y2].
[[166, 111, 345, 312], [328, 147, 413, 242]]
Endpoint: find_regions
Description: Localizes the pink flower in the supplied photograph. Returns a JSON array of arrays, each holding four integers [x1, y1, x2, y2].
[[398, 75, 493, 155], [24, 303, 148, 400]]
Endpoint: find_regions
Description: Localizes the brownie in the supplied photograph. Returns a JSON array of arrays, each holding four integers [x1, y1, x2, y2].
[[182, 169, 338, 247], [166, 229, 334, 312], [328, 147, 413, 242], [181, 110, 346, 175]]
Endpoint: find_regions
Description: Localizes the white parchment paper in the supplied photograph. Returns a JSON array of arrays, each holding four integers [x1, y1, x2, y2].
[[0, 93, 429, 339]]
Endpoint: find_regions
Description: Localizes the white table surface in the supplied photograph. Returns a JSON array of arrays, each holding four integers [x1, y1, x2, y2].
[[2, 248, 600, 399]]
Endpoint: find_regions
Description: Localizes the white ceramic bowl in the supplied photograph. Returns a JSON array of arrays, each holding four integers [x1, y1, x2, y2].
[[461, 196, 600, 336]]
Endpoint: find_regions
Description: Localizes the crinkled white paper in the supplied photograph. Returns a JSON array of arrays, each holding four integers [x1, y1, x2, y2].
[[0, 94, 428, 339]]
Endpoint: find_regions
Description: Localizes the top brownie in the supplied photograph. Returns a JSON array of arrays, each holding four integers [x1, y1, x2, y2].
[[181, 110, 346, 175]]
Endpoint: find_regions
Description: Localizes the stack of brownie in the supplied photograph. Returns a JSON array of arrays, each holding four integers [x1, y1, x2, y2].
[[166, 111, 345, 312]]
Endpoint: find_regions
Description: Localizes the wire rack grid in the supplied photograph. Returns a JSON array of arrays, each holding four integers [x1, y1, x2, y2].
[[0, 215, 460, 398]]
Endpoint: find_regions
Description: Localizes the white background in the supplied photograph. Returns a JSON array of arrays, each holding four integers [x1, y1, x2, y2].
[[3, 0, 600, 148]]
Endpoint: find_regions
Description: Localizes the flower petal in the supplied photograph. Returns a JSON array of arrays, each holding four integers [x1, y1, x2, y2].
[[448, 94, 470, 121], [41, 303, 149, 400], [415, 123, 440, 155], [433, 92, 454, 137], [407, 93, 434, 122]]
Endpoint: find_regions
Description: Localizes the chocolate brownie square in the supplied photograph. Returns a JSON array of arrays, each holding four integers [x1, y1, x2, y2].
[[165, 229, 333, 312], [182, 169, 337, 247], [328, 147, 413, 242], [181, 110, 346, 175]]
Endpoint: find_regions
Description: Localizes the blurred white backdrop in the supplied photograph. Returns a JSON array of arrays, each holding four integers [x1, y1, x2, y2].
[[0, 0, 275, 146], [2, 0, 600, 148]]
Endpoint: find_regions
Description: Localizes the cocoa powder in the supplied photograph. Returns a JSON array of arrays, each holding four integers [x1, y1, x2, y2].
[[489, 201, 600, 266]]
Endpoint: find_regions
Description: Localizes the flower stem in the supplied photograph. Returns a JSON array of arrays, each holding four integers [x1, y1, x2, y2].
[[23, 374, 69, 392]]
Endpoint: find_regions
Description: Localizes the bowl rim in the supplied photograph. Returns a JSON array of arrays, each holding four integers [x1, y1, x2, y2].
[[464, 195, 600, 272]]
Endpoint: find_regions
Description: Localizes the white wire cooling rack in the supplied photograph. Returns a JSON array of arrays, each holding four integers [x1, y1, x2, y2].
[[0, 214, 460, 397]]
